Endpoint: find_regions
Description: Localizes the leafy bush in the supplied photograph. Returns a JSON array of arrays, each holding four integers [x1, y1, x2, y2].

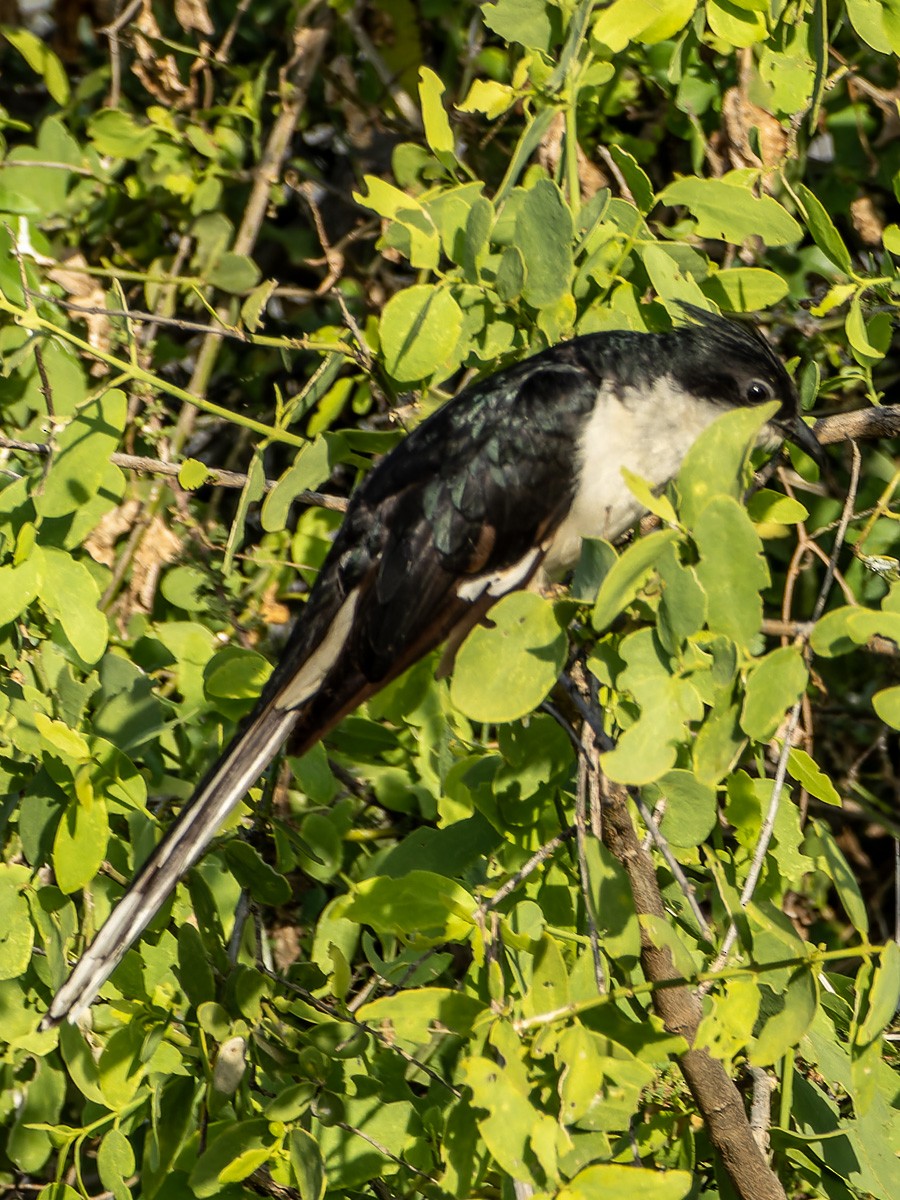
[[1, 1, 900, 1198]]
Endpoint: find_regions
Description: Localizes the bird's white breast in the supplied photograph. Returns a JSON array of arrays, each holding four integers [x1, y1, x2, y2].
[[544, 376, 724, 573]]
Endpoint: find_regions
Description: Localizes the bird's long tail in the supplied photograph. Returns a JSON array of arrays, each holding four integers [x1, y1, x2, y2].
[[42, 701, 302, 1028]]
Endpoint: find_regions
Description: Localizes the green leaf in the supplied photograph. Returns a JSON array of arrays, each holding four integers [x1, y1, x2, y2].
[[96, 1128, 136, 1200], [208, 251, 261, 294], [355, 176, 441, 269], [177, 924, 216, 1009], [7, 1059, 66, 1173], [345, 871, 476, 941], [695, 976, 761, 1061], [806, 819, 868, 936], [593, 0, 696, 50], [88, 108, 157, 158], [224, 841, 292, 906], [178, 458, 212, 490], [451, 591, 567, 722], [703, 267, 790, 311], [357, 988, 484, 1044], [261, 437, 336, 532], [706, 0, 768, 45], [0, 865, 33, 981], [35, 713, 89, 761], [571, 537, 617, 603], [380, 285, 463, 384], [694, 497, 769, 649], [642, 243, 708, 309], [289, 1127, 326, 1200], [884, 223, 900, 255], [0, 554, 42, 627], [35, 389, 127, 520], [810, 606, 892, 657], [461, 1053, 558, 1181], [523, 932, 569, 1017], [481, 0, 555, 50], [794, 181, 853, 273], [495, 244, 526, 301], [741, 645, 808, 740], [677, 401, 776, 526], [656, 542, 707, 650], [603, 628, 703, 785], [52, 796, 108, 894], [1, 27, 70, 104], [846, 293, 889, 366], [846, 0, 900, 53], [418, 66, 455, 164], [204, 646, 272, 701], [515, 178, 574, 307], [189, 1119, 273, 1197], [874, 684, 900, 727], [621, 467, 678, 525], [786, 748, 841, 806], [41, 548, 109, 664], [457, 78, 517, 119], [750, 965, 818, 1065], [555, 1024, 604, 1123], [592, 529, 680, 631], [462, 195, 494, 279], [747, 488, 809, 526], [583, 839, 641, 959], [559, 1162, 693, 1199], [295, 812, 344, 882], [160, 564, 209, 613], [607, 145, 654, 212], [855, 942, 900, 1047], [654, 769, 718, 847], [658, 177, 801, 246], [240, 278, 277, 331]]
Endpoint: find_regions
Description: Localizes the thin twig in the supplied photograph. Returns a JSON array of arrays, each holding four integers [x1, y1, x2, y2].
[[576, 718, 606, 991], [342, 6, 423, 130], [558, 674, 713, 937], [481, 827, 576, 911], [172, 2, 332, 456], [705, 443, 862, 981], [262, 967, 461, 1097], [99, 0, 144, 108], [0, 435, 350, 513], [0, 159, 96, 176], [811, 442, 862, 622]]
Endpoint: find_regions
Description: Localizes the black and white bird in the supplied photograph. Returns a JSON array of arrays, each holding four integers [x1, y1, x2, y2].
[[43, 306, 820, 1028]]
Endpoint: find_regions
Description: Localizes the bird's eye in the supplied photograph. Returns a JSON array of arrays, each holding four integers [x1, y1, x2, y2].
[[745, 379, 774, 404]]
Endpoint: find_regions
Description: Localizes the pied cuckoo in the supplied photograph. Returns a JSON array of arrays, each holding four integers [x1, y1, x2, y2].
[[44, 306, 821, 1027]]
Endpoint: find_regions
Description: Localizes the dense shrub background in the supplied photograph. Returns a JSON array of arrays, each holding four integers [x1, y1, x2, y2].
[[1, 1, 900, 1197]]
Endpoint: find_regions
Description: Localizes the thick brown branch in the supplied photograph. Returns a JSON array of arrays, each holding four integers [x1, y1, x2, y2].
[[600, 778, 786, 1200], [813, 408, 900, 445]]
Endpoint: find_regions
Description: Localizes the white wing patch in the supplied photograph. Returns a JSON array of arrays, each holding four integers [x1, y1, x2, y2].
[[456, 546, 544, 603], [276, 589, 360, 710]]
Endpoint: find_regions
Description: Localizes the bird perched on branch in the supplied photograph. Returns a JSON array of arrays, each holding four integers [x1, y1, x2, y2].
[[43, 305, 821, 1028]]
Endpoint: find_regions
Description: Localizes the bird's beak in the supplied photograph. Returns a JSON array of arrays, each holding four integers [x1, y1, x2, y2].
[[784, 415, 825, 470]]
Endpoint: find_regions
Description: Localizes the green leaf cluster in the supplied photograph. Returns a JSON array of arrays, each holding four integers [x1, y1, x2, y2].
[[0, 1, 899, 1198]]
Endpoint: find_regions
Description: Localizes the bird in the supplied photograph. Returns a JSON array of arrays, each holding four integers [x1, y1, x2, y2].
[[42, 305, 821, 1028]]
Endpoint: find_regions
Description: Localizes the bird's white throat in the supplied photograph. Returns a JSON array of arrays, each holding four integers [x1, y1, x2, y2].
[[544, 375, 725, 572]]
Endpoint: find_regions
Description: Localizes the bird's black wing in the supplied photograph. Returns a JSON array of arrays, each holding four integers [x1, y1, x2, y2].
[[43, 352, 604, 1027]]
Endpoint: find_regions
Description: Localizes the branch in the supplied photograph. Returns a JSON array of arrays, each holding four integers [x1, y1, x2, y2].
[[0, 435, 349, 513], [813, 408, 900, 445], [598, 773, 787, 1200]]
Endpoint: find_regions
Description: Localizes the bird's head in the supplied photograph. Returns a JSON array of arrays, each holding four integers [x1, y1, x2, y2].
[[670, 304, 822, 466]]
